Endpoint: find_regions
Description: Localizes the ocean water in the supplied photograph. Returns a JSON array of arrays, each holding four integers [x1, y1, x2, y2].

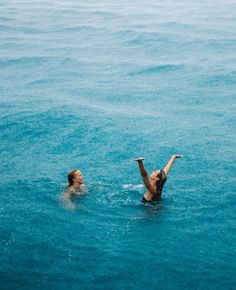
[[0, 0, 236, 289]]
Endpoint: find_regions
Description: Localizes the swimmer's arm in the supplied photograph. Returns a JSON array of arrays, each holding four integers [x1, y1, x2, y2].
[[62, 191, 75, 210], [79, 184, 87, 193], [163, 155, 183, 174], [135, 158, 154, 192]]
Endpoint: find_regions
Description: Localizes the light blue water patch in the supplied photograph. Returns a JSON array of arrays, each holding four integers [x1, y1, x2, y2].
[[0, 0, 236, 289]]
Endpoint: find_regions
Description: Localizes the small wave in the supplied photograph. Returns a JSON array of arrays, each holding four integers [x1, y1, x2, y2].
[[206, 38, 236, 49], [114, 30, 168, 46], [161, 21, 197, 31], [122, 184, 144, 190], [127, 64, 184, 76], [125, 31, 173, 46], [115, 29, 139, 38], [51, 25, 107, 33], [0, 56, 55, 68], [196, 71, 236, 86], [0, 24, 11, 31], [0, 24, 43, 33], [28, 78, 59, 86], [89, 10, 119, 18]]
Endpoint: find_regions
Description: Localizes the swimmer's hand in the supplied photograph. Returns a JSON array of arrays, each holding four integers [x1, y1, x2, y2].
[[172, 155, 183, 159], [134, 157, 144, 162]]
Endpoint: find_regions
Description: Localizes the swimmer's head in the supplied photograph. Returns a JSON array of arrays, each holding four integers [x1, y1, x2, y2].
[[150, 170, 161, 182], [68, 169, 84, 188], [150, 170, 166, 189]]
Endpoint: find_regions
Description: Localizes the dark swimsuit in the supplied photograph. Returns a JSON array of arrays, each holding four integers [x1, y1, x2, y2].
[[142, 169, 167, 203], [142, 196, 150, 203]]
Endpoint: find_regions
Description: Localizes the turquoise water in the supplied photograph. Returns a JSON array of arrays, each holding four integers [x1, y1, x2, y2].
[[1, 0, 236, 289]]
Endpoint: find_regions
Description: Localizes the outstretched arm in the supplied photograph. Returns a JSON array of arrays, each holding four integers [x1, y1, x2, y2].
[[163, 155, 183, 174], [135, 158, 153, 192]]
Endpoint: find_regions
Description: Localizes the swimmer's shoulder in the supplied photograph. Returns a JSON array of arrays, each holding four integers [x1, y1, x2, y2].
[[71, 184, 87, 196], [80, 184, 86, 191], [77, 189, 86, 196]]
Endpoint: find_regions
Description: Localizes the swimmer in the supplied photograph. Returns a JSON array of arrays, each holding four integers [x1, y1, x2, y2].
[[135, 155, 183, 202], [62, 169, 85, 209], [67, 169, 85, 193]]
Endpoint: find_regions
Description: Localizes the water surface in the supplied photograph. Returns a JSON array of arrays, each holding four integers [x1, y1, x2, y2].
[[0, 0, 236, 289]]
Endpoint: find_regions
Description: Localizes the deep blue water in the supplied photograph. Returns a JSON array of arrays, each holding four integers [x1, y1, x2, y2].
[[0, 0, 236, 289]]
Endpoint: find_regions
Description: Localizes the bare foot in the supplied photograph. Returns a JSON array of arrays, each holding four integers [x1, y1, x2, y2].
[[173, 155, 183, 158], [134, 157, 144, 161]]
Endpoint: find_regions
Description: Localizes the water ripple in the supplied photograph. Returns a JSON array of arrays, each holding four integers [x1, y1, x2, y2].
[[127, 63, 184, 76]]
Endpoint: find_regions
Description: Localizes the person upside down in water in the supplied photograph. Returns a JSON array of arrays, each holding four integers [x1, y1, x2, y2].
[[135, 155, 183, 203]]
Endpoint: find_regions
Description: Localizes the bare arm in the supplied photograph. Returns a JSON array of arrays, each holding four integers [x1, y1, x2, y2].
[[61, 190, 76, 210], [163, 155, 183, 175], [135, 158, 154, 192]]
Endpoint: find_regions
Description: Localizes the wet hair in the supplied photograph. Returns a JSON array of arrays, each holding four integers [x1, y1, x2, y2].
[[67, 169, 78, 186], [155, 170, 167, 194]]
